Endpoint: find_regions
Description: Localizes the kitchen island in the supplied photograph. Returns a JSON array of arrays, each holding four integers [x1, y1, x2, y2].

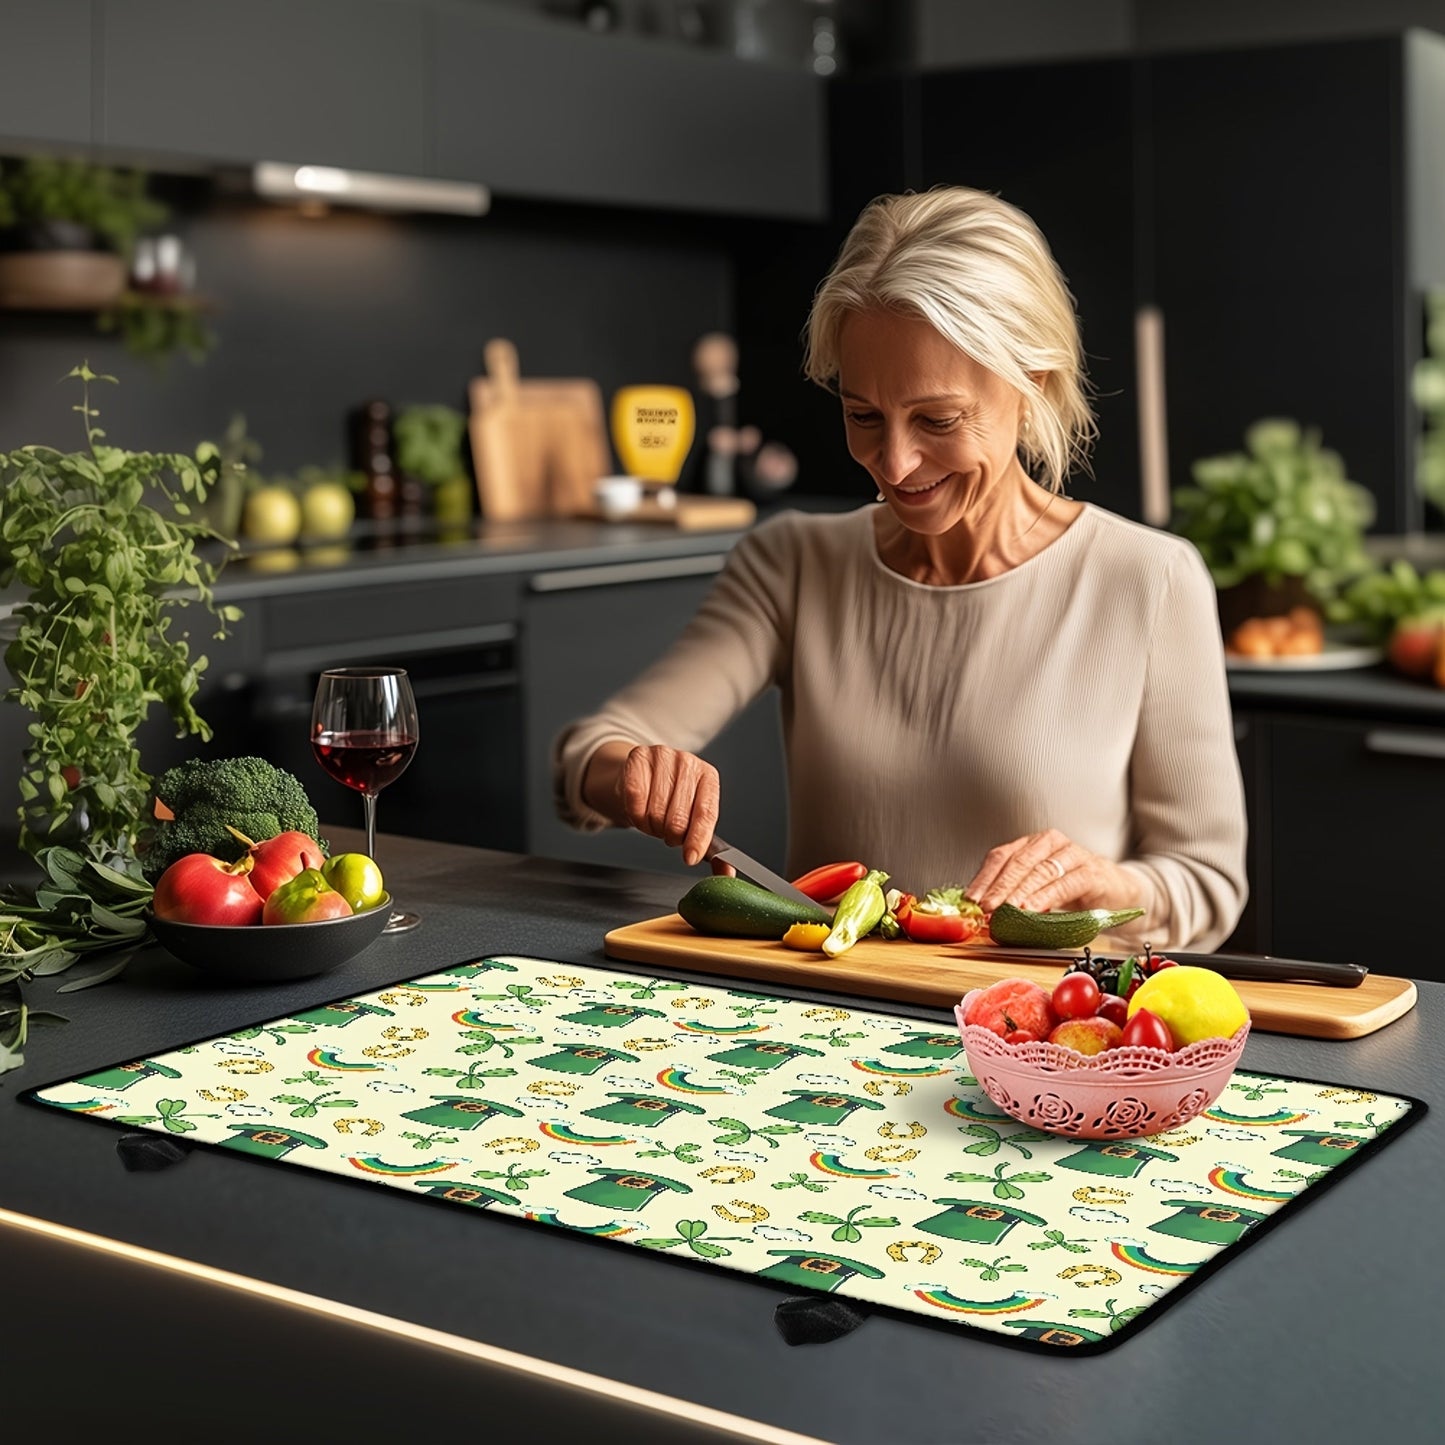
[[1, 829, 1438, 1444]]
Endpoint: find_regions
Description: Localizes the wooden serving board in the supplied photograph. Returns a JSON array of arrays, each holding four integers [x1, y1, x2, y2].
[[603, 913, 1418, 1041]]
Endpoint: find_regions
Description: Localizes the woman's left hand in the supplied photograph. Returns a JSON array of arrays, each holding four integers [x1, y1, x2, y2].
[[967, 828, 1144, 915]]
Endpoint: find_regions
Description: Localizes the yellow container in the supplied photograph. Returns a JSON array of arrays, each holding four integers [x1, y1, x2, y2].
[[610, 385, 696, 483]]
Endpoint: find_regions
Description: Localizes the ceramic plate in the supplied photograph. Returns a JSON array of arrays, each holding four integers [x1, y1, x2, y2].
[[1225, 638, 1384, 672]]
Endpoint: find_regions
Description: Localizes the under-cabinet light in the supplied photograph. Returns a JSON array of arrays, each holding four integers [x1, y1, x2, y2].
[[251, 162, 489, 216]]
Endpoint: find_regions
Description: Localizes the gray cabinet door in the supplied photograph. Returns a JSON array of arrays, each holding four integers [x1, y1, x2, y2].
[[98, 0, 426, 173], [523, 555, 788, 877], [432, 4, 825, 219], [0, 0, 93, 146]]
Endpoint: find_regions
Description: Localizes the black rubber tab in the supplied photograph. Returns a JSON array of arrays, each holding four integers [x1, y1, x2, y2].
[[773, 1295, 870, 1345], [116, 1133, 192, 1172]]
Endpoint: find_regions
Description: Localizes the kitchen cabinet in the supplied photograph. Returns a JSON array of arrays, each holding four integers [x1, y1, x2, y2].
[[429, 1, 826, 220], [97, 0, 428, 174], [522, 553, 788, 875], [0, 0, 93, 147]]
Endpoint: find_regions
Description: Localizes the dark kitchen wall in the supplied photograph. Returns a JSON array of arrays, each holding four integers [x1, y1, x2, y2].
[[0, 185, 733, 477]]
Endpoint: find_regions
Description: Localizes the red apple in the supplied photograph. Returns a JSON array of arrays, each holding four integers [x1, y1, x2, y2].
[[1387, 613, 1445, 679], [225, 826, 325, 903], [262, 868, 354, 925], [1047, 1016, 1123, 1056], [1120, 1007, 1176, 1052], [962, 978, 1055, 1041], [153, 853, 264, 926]]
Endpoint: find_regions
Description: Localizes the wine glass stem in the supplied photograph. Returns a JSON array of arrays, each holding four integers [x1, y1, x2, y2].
[[361, 791, 378, 863]]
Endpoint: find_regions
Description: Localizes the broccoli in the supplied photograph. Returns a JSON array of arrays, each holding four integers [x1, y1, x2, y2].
[[141, 756, 326, 882]]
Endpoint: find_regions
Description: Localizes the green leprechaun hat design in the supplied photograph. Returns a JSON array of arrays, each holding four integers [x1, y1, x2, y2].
[[763, 1090, 887, 1127], [531, 1044, 640, 1077], [400, 1095, 527, 1130], [580, 1093, 708, 1128], [442, 959, 517, 978], [559, 1003, 668, 1029], [881, 1031, 966, 1060], [914, 1199, 1047, 1246], [220, 1125, 328, 1159], [704, 1040, 827, 1071], [1055, 1141, 1179, 1178], [1003, 1319, 1106, 1347], [563, 1168, 693, 1212], [757, 1251, 885, 1292], [75, 1059, 183, 1093], [289, 999, 395, 1028], [414, 1181, 519, 1209], [1150, 1200, 1267, 1245], [1270, 1131, 1366, 1166]]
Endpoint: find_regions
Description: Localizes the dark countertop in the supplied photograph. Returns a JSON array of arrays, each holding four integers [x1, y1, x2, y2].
[[2, 829, 1439, 1444]]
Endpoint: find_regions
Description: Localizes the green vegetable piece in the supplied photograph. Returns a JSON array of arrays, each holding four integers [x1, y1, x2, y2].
[[822, 870, 889, 958]]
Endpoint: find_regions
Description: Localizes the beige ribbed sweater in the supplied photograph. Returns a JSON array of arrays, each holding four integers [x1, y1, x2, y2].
[[554, 504, 1248, 951]]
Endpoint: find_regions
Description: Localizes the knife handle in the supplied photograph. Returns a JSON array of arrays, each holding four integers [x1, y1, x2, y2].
[[1183, 952, 1367, 988]]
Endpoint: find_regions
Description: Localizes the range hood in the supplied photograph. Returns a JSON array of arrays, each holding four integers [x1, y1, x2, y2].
[[249, 162, 489, 216]]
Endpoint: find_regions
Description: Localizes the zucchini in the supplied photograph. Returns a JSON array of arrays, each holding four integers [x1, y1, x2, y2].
[[677, 876, 832, 939], [988, 902, 1145, 950]]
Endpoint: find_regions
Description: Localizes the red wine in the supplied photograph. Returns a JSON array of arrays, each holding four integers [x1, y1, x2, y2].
[[312, 730, 417, 795]]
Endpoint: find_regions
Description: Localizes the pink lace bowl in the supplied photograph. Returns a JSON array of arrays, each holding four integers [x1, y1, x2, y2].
[[954, 991, 1250, 1140]]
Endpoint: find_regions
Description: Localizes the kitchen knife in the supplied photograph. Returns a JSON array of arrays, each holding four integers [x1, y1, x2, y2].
[[961, 945, 1367, 988], [703, 836, 825, 914]]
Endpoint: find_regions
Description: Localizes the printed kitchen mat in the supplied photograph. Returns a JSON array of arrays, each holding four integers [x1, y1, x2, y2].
[[23, 956, 1423, 1354]]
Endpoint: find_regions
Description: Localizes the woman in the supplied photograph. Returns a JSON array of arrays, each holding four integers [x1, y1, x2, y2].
[[554, 188, 1246, 951]]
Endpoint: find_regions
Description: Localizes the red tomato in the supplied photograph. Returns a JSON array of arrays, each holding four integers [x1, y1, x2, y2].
[[1121, 1007, 1176, 1052], [1095, 993, 1129, 1028], [1051, 972, 1102, 1020], [152, 853, 264, 926]]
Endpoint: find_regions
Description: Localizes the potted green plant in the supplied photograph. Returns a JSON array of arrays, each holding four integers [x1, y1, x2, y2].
[[394, 404, 474, 527], [0, 365, 240, 862], [1170, 418, 1376, 632]]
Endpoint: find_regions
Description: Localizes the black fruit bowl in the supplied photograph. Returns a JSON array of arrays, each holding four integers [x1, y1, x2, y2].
[[147, 894, 392, 983]]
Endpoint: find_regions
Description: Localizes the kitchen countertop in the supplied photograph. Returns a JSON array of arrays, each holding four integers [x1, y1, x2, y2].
[[2, 829, 1439, 1443]]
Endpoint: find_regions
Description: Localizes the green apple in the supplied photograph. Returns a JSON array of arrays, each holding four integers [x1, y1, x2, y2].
[[321, 853, 386, 912], [242, 485, 302, 545], [300, 481, 356, 540]]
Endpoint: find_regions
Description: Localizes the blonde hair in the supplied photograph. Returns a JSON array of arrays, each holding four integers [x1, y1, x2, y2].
[[803, 187, 1096, 493]]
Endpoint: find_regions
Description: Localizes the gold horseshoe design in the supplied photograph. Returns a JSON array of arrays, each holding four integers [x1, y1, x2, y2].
[[382, 1025, 430, 1043], [526, 1080, 578, 1098], [539, 975, 585, 988], [378, 989, 428, 1007], [669, 996, 714, 1010], [864, 1145, 920, 1163], [877, 1121, 927, 1141], [334, 1118, 384, 1137], [1071, 1185, 1130, 1205], [482, 1136, 539, 1156], [218, 1059, 274, 1075], [863, 1079, 913, 1098], [1059, 1264, 1123, 1288], [1152, 1131, 1201, 1147], [1319, 1088, 1377, 1104], [713, 1200, 769, 1225], [887, 1241, 942, 1265], [699, 1165, 756, 1185], [623, 1037, 671, 1051], [362, 1044, 415, 1060], [198, 1085, 248, 1103], [803, 1007, 850, 1022]]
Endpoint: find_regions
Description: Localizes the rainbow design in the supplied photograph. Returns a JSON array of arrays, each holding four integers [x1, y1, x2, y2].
[[348, 1156, 456, 1177], [1110, 1243, 1200, 1276], [526, 1211, 636, 1237], [809, 1152, 896, 1179], [851, 1060, 951, 1077], [451, 1010, 519, 1031], [914, 1289, 1046, 1315], [539, 1122, 634, 1146], [943, 1096, 1015, 1124], [674, 1021, 770, 1036], [306, 1048, 382, 1072], [48, 1097, 113, 1113], [1208, 1167, 1296, 1202], [1203, 1107, 1312, 1127], [656, 1067, 732, 1094]]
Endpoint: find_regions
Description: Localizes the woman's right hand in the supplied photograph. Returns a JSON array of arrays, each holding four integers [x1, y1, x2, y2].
[[616, 745, 722, 867]]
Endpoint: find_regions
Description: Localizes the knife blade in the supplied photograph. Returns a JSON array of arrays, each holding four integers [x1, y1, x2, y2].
[[703, 836, 824, 914], [961, 945, 1367, 988]]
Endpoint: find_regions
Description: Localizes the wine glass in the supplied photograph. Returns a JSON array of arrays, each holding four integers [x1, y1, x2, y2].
[[311, 666, 420, 934]]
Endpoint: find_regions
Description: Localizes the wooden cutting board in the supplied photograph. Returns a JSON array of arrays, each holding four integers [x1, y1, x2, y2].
[[603, 913, 1418, 1041], [572, 492, 758, 531]]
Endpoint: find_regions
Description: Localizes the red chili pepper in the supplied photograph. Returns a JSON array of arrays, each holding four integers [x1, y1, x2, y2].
[[900, 901, 971, 945], [790, 861, 868, 904]]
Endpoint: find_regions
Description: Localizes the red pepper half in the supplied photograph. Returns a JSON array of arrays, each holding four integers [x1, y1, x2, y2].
[[791, 861, 868, 904], [900, 900, 975, 945]]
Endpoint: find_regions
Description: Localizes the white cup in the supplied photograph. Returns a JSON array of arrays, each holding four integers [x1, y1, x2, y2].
[[595, 475, 643, 521]]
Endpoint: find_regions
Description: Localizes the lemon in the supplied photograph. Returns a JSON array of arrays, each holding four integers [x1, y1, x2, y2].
[[1128, 966, 1249, 1045], [242, 485, 302, 545]]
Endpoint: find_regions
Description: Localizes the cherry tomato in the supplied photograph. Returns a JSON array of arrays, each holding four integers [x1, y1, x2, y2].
[[1121, 1007, 1175, 1052], [1051, 972, 1101, 1021], [1004, 1029, 1037, 1045], [1096, 993, 1129, 1028], [1154, 958, 1178, 969]]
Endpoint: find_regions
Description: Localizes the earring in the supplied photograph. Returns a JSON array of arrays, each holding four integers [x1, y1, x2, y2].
[[1021, 410, 1032, 436], [875, 490, 885, 502]]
